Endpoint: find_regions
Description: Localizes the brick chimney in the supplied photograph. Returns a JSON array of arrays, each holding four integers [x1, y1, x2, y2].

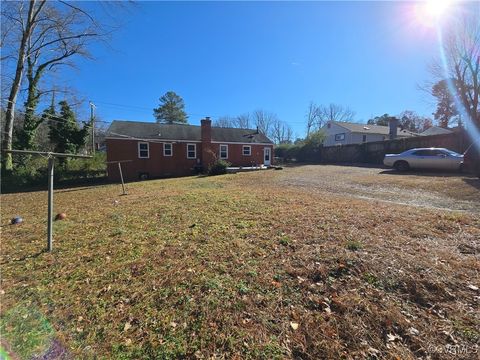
[[201, 117, 214, 168], [389, 117, 398, 140], [201, 117, 212, 143]]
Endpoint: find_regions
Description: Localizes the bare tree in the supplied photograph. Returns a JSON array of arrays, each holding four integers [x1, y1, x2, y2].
[[398, 110, 433, 133], [252, 109, 278, 137], [271, 118, 293, 144], [305, 101, 319, 136], [234, 113, 251, 129], [214, 116, 235, 128], [1, 0, 44, 170], [316, 103, 355, 126], [431, 10, 479, 129], [1, 0, 120, 169]]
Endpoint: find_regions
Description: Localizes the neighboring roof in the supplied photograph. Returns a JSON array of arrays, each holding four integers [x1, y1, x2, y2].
[[420, 126, 453, 136], [327, 121, 417, 137], [106, 120, 273, 144]]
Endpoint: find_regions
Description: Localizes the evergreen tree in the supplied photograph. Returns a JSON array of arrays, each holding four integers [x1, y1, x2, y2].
[[153, 91, 188, 124], [48, 101, 90, 162]]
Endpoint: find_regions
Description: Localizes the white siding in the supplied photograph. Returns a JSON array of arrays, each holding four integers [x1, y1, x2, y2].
[[321, 122, 387, 146], [322, 122, 351, 146]]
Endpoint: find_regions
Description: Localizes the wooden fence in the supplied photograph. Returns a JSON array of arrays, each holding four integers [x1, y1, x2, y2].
[[320, 131, 471, 164]]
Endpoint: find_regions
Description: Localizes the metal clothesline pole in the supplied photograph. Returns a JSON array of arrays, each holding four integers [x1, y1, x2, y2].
[[47, 157, 54, 251], [3, 149, 92, 252], [106, 160, 132, 196]]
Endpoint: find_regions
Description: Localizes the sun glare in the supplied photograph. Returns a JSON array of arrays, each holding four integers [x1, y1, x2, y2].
[[414, 0, 453, 27], [425, 0, 451, 17]]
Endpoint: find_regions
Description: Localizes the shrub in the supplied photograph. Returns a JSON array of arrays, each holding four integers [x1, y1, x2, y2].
[[208, 159, 230, 176], [274, 130, 325, 163], [1, 152, 107, 192]]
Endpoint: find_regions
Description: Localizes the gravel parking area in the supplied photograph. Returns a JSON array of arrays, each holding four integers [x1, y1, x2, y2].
[[275, 164, 480, 213]]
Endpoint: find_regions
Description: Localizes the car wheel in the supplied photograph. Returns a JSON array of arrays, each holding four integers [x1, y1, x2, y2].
[[394, 160, 410, 172]]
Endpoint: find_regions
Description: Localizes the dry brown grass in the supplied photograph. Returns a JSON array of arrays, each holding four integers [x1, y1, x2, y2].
[[1, 166, 479, 359]]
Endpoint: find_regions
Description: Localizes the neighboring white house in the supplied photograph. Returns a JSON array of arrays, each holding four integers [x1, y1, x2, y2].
[[321, 121, 417, 146]]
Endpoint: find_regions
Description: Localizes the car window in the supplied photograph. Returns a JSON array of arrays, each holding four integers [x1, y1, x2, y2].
[[412, 150, 431, 156], [413, 150, 446, 156], [443, 149, 461, 156]]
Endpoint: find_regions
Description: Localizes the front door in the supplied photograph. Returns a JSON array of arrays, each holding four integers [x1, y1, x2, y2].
[[263, 147, 271, 166]]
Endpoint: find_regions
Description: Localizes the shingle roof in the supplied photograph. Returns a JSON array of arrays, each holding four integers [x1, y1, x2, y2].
[[420, 126, 453, 136], [332, 121, 417, 137], [106, 120, 273, 144]]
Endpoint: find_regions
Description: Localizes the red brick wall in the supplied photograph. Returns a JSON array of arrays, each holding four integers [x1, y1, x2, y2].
[[209, 143, 272, 167], [106, 138, 274, 181]]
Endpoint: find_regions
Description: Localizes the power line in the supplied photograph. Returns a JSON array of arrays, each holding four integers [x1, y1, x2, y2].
[[7, 107, 111, 126], [3, 97, 311, 127]]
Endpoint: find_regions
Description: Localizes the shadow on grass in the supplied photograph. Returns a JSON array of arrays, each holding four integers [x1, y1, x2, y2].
[[279, 162, 386, 169], [1, 249, 47, 265], [462, 177, 480, 191], [379, 169, 465, 177], [1, 177, 110, 195]]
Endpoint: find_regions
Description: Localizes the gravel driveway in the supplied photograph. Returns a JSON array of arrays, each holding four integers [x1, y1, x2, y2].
[[275, 164, 480, 213]]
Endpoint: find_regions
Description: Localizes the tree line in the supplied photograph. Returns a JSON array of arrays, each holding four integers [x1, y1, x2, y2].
[[152, 91, 295, 145], [1, 0, 124, 171]]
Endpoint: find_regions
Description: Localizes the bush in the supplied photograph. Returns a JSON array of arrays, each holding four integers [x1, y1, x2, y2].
[[274, 130, 325, 163], [208, 159, 230, 176], [1, 152, 107, 192]]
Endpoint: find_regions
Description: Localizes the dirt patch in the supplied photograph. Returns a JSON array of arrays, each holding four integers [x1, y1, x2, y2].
[[275, 164, 480, 213]]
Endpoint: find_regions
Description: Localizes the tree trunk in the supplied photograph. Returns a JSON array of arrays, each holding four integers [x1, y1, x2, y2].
[[2, 0, 39, 170]]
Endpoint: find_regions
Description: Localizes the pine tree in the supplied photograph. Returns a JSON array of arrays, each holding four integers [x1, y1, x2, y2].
[[153, 91, 188, 124], [48, 101, 90, 162]]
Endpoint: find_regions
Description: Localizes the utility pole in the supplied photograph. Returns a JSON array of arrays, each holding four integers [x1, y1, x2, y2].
[[89, 101, 96, 155]]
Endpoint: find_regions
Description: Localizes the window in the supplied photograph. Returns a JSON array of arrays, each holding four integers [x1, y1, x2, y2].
[[335, 133, 345, 141], [163, 143, 172, 156], [362, 135, 367, 143], [413, 150, 443, 156], [138, 142, 149, 158], [242, 145, 251, 156], [187, 143, 196, 159], [219, 144, 228, 159]]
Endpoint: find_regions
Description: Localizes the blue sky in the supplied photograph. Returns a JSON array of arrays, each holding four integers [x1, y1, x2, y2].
[[63, 1, 456, 138]]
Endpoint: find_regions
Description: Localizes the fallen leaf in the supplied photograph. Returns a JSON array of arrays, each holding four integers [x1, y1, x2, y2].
[[271, 281, 281, 288], [124, 322, 132, 331], [290, 322, 299, 330], [467, 284, 479, 291], [408, 327, 419, 336], [387, 333, 402, 342]]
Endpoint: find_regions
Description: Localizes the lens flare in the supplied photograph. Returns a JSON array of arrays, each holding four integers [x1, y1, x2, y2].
[[414, 0, 452, 27], [436, 25, 480, 152], [425, 0, 451, 17]]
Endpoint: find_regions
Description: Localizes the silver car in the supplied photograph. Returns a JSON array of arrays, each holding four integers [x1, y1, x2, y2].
[[383, 148, 464, 172]]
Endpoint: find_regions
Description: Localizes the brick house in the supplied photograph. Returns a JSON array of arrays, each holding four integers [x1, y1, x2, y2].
[[105, 117, 274, 181]]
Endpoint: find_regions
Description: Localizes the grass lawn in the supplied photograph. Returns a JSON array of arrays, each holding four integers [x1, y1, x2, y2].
[[1, 167, 479, 359]]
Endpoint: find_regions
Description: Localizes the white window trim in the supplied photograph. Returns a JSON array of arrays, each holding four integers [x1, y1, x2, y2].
[[219, 144, 228, 159], [242, 145, 251, 156], [335, 133, 345, 141], [187, 143, 197, 159], [138, 142, 149, 159], [163, 143, 173, 157]]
